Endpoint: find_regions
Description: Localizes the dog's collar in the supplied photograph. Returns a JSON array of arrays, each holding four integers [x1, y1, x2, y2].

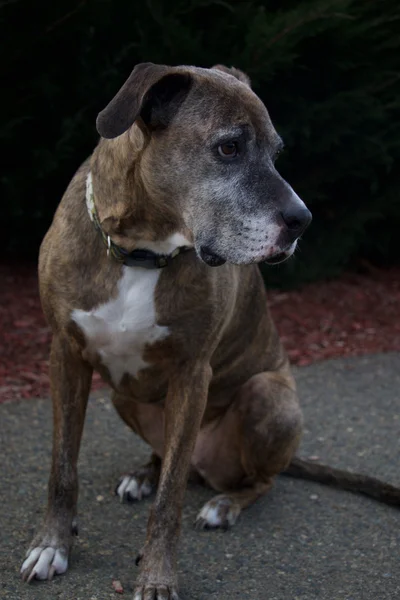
[[85, 172, 191, 269]]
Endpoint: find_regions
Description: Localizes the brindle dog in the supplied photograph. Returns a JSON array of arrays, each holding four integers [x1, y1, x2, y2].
[[20, 63, 399, 599]]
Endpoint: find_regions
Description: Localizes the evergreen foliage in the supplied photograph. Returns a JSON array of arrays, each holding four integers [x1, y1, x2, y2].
[[1, 0, 399, 285]]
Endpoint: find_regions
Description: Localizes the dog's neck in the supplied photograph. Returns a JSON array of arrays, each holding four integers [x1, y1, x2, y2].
[[90, 126, 189, 253]]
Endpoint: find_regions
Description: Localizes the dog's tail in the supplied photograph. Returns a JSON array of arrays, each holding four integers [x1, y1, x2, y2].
[[283, 457, 400, 507]]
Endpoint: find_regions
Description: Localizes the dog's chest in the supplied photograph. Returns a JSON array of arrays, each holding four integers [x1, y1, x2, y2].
[[72, 267, 168, 385]]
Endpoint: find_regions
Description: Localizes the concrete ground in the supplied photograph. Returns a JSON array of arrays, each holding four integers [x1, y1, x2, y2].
[[1, 353, 400, 600]]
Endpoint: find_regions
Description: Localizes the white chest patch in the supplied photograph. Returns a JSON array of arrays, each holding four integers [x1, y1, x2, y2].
[[72, 266, 169, 385]]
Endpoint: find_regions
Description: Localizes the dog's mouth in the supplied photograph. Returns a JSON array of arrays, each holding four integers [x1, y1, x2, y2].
[[264, 242, 297, 265], [199, 246, 227, 267], [264, 251, 291, 265], [198, 241, 297, 267]]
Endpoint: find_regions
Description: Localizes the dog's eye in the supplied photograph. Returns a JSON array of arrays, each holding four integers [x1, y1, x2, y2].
[[218, 142, 238, 158]]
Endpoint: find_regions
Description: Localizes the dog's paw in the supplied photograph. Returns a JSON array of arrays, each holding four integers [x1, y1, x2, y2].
[[21, 546, 68, 582], [133, 585, 180, 600], [195, 495, 241, 530], [115, 474, 153, 503]]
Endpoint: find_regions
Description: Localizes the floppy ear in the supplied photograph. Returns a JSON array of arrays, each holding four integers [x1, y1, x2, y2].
[[96, 62, 192, 139], [212, 64, 251, 88]]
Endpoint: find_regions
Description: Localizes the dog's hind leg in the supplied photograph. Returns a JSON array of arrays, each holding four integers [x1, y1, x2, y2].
[[194, 365, 302, 529], [112, 394, 164, 502]]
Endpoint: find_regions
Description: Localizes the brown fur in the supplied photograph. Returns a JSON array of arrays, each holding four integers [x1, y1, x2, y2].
[[23, 62, 307, 598]]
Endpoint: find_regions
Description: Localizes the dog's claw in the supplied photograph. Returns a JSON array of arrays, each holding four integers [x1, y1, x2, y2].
[[48, 565, 56, 581], [194, 517, 207, 531], [27, 569, 37, 583]]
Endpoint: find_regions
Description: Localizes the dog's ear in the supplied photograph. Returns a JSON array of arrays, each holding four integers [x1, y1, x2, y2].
[[212, 64, 251, 88], [96, 63, 192, 139]]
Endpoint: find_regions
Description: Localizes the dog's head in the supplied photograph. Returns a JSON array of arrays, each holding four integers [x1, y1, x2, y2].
[[97, 62, 311, 266]]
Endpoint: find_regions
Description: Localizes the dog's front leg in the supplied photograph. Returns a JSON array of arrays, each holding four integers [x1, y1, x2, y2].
[[134, 361, 212, 600], [21, 335, 92, 582]]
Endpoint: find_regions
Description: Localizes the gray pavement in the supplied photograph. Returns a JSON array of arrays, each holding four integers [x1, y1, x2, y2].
[[1, 353, 400, 600]]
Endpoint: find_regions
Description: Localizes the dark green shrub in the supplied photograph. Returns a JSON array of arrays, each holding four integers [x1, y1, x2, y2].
[[1, 0, 399, 286]]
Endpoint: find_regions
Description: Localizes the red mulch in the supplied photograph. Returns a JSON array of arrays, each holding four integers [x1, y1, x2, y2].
[[1, 263, 399, 403]]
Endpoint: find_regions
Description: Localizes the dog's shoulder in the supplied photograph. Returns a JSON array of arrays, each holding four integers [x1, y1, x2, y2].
[[38, 156, 122, 325]]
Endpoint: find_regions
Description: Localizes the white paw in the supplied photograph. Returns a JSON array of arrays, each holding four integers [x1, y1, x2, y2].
[[21, 546, 68, 582], [195, 495, 241, 530], [116, 474, 153, 503]]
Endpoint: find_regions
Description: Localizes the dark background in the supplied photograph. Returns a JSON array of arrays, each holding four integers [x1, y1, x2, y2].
[[1, 0, 399, 287]]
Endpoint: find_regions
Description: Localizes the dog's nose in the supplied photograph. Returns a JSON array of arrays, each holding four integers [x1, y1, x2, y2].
[[280, 205, 312, 237]]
